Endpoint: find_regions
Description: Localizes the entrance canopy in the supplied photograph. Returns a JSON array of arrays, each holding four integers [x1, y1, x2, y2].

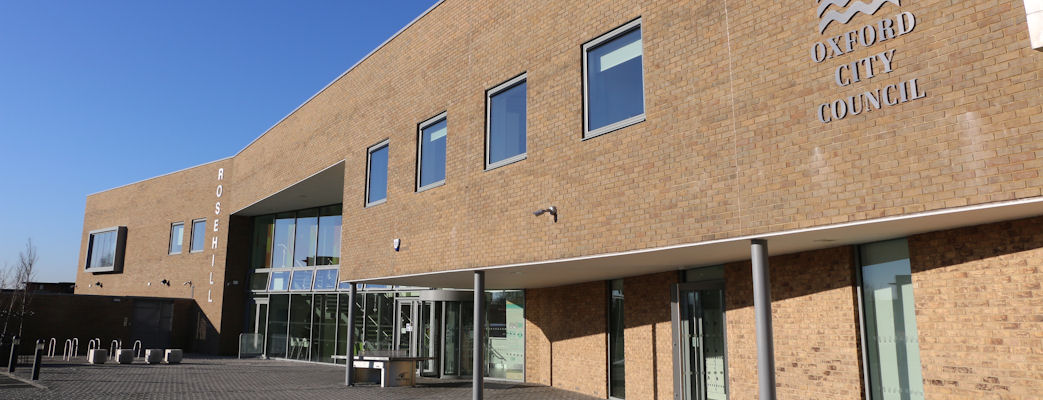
[[234, 161, 344, 216], [355, 197, 1043, 290]]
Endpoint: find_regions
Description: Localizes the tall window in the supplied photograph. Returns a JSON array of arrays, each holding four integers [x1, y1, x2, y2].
[[169, 222, 184, 254], [366, 140, 389, 206], [609, 279, 626, 399], [486, 74, 527, 169], [583, 18, 645, 139], [315, 205, 342, 265], [859, 239, 925, 400], [190, 219, 206, 253], [417, 113, 447, 191]]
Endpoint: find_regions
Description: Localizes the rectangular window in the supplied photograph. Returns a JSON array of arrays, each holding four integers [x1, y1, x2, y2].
[[85, 226, 127, 273], [269, 270, 290, 291], [583, 18, 645, 139], [271, 212, 296, 268], [293, 209, 318, 267], [290, 270, 313, 291], [608, 279, 625, 399], [417, 113, 447, 191], [313, 269, 338, 291], [316, 205, 341, 265], [366, 140, 390, 206], [190, 219, 206, 253], [486, 74, 527, 169], [169, 222, 184, 254], [858, 239, 925, 400]]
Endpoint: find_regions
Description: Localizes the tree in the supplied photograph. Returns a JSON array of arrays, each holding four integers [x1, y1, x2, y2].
[[1, 238, 37, 336]]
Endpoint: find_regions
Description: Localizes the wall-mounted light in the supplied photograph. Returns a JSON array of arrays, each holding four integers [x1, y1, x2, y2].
[[533, 206, 558, 223], [94, 282, 103, 288], [183, 281, 193, 287], [160, 279, 170, 286]]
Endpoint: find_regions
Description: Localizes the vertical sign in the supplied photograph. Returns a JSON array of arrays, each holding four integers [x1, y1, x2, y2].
[[209, 167, 224, 303]]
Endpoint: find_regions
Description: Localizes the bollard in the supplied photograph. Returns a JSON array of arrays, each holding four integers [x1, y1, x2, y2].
[[7, 335, 19, 373], [32, 340, 44, 380]]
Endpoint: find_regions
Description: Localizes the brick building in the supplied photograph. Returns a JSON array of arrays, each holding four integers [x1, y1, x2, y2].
[[75, 1, 1043, 399]]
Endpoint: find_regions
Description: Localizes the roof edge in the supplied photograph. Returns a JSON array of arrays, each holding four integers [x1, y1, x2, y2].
[[86, 156, 232, 197]]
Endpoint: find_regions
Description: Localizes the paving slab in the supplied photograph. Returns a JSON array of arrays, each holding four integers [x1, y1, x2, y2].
[[0, 356, 600, 400]]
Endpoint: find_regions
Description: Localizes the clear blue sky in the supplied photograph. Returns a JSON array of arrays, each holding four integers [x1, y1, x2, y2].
[[0, 1, 439, 283]]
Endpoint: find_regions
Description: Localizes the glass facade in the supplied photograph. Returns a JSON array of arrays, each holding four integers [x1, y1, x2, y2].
[[585, 21, 644, 136], [241, 287, 524, 381], [487, 78, 527, 167], [250, 206, 342, 292], [418, 115, 447, 190], [860, 239, 925, 400]]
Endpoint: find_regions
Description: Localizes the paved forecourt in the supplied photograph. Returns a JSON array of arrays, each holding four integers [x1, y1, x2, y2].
[[1, 356, 600, 400]]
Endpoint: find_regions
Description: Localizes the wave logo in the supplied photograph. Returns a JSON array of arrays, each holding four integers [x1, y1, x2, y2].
[[818, 0, 900, 34]]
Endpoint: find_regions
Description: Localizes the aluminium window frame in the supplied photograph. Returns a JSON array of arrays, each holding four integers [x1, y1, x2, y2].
[[189, 218, 206, 253], [416, 111, 448, 192], [365, 139, 390, 207], [581, 17, 646, 140], [169, 222, 185, 255], [84, 226, 127, 273], [485, 73, 528, 170]]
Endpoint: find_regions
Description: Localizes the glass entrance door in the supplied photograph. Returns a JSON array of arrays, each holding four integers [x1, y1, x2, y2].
[[672, 282, 728, 400]]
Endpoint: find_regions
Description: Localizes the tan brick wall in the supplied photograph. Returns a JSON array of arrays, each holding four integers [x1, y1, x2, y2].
[[525, 282, 608, 398], [83, 0, 1042, 285], [75, 159, 233, 352], [910, 216, 1043, 398], [725, 246, 864, 399], [623, 272, 678, 400]]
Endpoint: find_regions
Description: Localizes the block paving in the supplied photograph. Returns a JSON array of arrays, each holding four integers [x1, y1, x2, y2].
[[1, 356, 600, 400]]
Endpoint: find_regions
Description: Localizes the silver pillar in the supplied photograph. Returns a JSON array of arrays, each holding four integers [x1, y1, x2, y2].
[[473, 271, 485, 400], [345, 282, 357, 386], [751, 239, 776, 399]]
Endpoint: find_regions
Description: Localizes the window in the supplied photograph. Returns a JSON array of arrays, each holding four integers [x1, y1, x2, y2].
[[269, 271, 290, 291], [293, 209, 318, 267], [85, 226, 127, 273], [858, 239, 925, 400], [272, 212, 296, 268], [486, 74, 527, 169], [190, 219, 206, 253], [608, 279, 625, 398], [366, 140, 389, 206], [416, 113, 447, 191], [169, 222, 184, 254], [315, 205, 341, 265], [290, 270, 314, 291], [313, 269, 338, 291], [583, 18, 645, 139]]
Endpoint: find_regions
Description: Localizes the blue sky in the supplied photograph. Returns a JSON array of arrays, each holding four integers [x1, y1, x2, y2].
[[0, 1, 438, 283]]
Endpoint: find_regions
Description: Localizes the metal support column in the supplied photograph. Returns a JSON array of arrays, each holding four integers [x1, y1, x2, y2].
[[751, 239, 777, 399], [345, 282, 357, 386], [429, 300, 439, 376], [473, 271, 485, 400]]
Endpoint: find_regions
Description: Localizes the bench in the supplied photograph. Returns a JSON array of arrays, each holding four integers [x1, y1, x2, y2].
[[333, 354, 433, 387]]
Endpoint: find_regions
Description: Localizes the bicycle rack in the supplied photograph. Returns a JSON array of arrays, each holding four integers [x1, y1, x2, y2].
[[72, 338, 79, 357], [109, 340, 121, 357], [63, 339, 74, 361], [47, 338, 57, 357], [132, 340, 142, 358]]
